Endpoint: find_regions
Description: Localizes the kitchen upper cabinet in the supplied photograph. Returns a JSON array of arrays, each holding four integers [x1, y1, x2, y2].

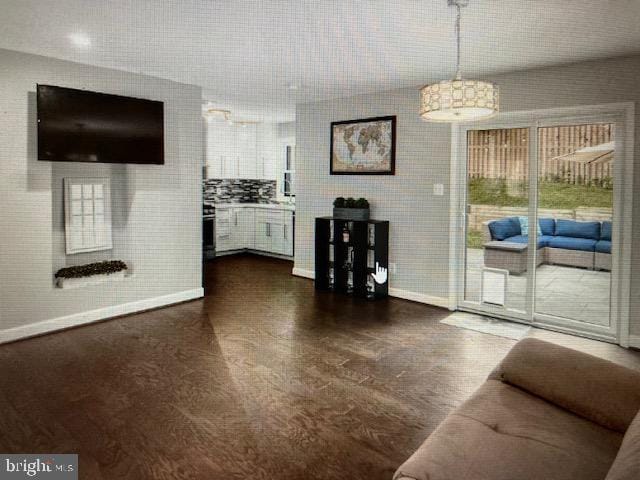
[[236, 126, 257, 179], [206, 122, 263, 180], [205, 120, 287, 181]]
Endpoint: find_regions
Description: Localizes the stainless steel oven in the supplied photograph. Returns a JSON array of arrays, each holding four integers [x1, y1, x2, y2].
[[203, 212, 216, 261]]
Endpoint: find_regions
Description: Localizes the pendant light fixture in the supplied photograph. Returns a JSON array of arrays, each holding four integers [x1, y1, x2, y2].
[[420, 0, 498, 122]]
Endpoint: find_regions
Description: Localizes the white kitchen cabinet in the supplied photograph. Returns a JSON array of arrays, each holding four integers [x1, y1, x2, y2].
[[206, 122, 261, 179], [215, 207, 233, 252], [283, 211, 294, 256], [237, 125, 257, 179], [206, 121, 286, 181], [216, 206, 293, 256], [254, 210, 275, 252], [254, 209, 293, 256], [206, 122, 235, 179], [232, 207, 255, 249]]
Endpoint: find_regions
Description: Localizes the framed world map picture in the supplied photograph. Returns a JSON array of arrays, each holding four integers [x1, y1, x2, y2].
[[330, 116, 396, 175]]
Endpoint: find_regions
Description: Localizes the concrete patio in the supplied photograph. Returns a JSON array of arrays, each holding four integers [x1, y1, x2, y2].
[[464, 248, 611, 327]]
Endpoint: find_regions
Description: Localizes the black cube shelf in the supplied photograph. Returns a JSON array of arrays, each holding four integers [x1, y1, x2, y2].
[[315, 217, 389, 300]]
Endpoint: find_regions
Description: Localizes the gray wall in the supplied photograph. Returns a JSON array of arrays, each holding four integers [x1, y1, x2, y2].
[[295, 54, 640, 334], [295, 89, 452, 301], [0, 49, 203, 330]]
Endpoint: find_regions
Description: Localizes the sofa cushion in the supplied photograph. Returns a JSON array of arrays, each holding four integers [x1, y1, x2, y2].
[[605, 411, 640, 480], [596, 240, 612, 254], [548, 236, 597, 252], [488, 217, 521, 241], [393, 380, 623, 480], [488, 338, 640, 434], [517, 216, 542, 236], [555, 219, 601, 240], [503, 235, 553, 249], [601, 221, 612, 241], [539, 217, 555, 236]]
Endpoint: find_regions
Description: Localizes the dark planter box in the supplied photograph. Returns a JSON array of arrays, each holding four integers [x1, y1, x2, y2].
[[333, 207, 370, 221]]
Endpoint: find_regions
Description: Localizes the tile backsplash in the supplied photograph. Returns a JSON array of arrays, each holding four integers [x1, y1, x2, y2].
[[203, 178, 277, 205]]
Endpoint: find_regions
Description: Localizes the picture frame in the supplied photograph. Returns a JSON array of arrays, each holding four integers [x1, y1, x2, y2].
[[330, 115, 396, 175]]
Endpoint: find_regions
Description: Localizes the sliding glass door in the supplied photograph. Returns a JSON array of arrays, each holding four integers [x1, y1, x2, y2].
[[462, 127, 531, 319], [458, 113, 621, 342], [533, 122, 614, 334]]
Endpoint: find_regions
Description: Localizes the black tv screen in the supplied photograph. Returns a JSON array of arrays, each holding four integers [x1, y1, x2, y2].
[[37, 85, 164, 164]]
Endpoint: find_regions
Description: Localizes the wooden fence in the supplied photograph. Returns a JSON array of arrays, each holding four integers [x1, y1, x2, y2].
[[467, 124, 613, 185]]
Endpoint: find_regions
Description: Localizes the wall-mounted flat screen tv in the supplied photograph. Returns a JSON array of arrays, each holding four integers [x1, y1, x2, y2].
[[37, 85, 164, 164]]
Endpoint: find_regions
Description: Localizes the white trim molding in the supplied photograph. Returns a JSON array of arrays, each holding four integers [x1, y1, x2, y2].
[[292, 267, 450, 309], [292, 267, 315, 279], [450, 102, 635, 347], [388, 288, 451, 310], [0, 288, 204, 345]]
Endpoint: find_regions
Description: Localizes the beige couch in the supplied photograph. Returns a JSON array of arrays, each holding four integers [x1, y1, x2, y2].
[[394, 338, 640, 480]]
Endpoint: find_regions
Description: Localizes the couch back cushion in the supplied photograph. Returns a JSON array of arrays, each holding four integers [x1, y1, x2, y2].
[[517, 216, 543, 236], [601, 221, 612, 241], [488, 217, 521, 241], [605, 410, 640, 480], [539, 217, 555, 236], [555, 219, 601, 240], [489, 338, 640, 433]]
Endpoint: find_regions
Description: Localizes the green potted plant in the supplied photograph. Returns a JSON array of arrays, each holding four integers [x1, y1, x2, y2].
[[55, 260, 128, 289], [333, 197, 370, 220]]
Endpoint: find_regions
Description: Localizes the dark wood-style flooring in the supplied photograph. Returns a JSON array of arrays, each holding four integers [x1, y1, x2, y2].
[[1, 254, 639, 479]]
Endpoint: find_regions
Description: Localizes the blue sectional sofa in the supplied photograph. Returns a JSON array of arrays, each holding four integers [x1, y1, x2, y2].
[[482, 217, 611, 271]]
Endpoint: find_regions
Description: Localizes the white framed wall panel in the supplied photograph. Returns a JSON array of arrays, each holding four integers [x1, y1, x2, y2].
[[64, 177, 112, 254]]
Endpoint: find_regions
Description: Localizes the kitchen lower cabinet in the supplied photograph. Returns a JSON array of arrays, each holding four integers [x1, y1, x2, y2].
[[234, 207, 255, 250], [216, 206, 293, 257], [215, 207, 233, 252]]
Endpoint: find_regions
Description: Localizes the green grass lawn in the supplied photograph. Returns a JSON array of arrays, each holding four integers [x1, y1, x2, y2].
[[468, 177, 613, 210], [467, 229, 484, 249]]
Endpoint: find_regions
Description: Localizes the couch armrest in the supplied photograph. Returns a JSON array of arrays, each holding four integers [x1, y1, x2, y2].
[[488, 338, 640, 433], [482, 221, 493, 244]]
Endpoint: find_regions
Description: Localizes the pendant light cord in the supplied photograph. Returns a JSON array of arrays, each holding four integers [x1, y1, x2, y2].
[[455, 2, 462, 80]]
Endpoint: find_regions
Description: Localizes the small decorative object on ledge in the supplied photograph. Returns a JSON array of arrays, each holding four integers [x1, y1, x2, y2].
[[333, 197, 370, 220], [55, 260, 128, 289]]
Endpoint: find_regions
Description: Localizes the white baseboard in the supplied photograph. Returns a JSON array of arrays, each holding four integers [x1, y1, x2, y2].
[[388, 288, 451, 310], [292, 267, 450, 309], [0, 288, 204, 345], [292, 267, 315, 279], [629, 335, 640, 349]]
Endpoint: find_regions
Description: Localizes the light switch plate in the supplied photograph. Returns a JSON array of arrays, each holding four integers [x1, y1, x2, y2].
[[433, 183, 444, 196]]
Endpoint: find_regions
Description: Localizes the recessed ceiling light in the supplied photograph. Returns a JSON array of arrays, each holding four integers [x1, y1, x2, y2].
[[288, 83, 299, 91], [68, 33, 91, 48]]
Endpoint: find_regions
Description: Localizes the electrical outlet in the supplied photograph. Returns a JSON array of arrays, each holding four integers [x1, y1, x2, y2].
[[433, 183, 444, 196], [390, 263, 397, 275]]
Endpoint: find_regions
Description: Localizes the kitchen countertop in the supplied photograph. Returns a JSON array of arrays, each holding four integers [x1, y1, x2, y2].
[[209, 202, 295, 211]]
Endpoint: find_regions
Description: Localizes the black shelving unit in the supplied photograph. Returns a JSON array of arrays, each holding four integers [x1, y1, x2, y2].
[[315, 217, 389, 299]]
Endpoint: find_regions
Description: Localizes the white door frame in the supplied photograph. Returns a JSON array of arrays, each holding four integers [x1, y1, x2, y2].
[[449, 103, 635, 346]]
